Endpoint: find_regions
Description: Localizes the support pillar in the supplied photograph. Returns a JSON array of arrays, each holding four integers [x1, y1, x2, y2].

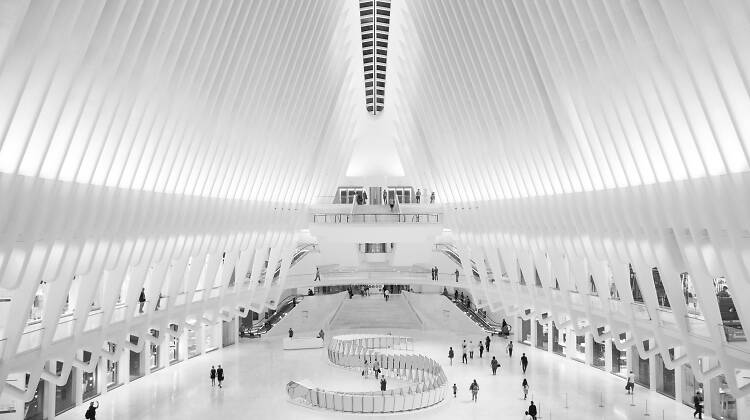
[[649, 339, 657, 390], [585, 333, 594, 366]]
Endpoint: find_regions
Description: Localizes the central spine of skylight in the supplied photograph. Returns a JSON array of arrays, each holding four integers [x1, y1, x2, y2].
[[360, 0, 390, 115]]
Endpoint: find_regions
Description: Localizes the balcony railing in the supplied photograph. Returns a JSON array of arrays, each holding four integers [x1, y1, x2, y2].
[[312, 213, 441, 224]]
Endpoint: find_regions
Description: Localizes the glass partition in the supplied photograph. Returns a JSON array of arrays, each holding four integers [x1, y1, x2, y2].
[[55, 362, 75, 415], [82, 351, 99, 402]]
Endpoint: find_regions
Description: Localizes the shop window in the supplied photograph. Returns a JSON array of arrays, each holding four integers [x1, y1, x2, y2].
[[129, 335, 143, 381], [222, 320, 236, 347], [187, 328, 200, 358], [82, 351, 99, 402], [571, 335, 586, 363], [169, 335, 179, 364], [24, 374, 44, 420], [634, 341, 650, 388], [681, 363, 704, 407], [535, 320, 548, 351], [710, 374, 737, 420], [611, 337, 627, 376], [551, 323, 564, 356], [520, 318, 531, 344], [592, 340, 606, 370], [149, 329, 160, 371], [28, 281, 47, 323], [106, 343, 119, 390], [55, 362, 75, 415], [656, 351, 675, 398]]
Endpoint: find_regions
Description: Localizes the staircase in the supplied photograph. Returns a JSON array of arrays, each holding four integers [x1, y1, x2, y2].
[[328, 294, 422, 330]]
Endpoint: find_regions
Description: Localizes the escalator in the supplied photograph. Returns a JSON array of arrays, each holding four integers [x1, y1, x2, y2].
[[433, 243, 493, 280], [443, 294, 508, 336], [240, 294, 304, 337]]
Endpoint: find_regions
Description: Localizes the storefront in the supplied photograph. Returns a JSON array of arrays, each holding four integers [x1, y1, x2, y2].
[[204, 323, 219, 352], [535, 321, 548, 351], [82, 351, 99, 402], [611, 338, 627, 376], [655, 353, 675, 398], [634, 345, 650, 388], [222, 319, 236, 347], [592, 340, 606, 370], [169, 336, 179, 364], [520, 318, 531, 345], [24, 375, 44, 420], [551, 323, 564, 356], [55, 362, 75, 415], [710, 375, 737, 420], [571, 334, 586, 363], [187, 327, 200, 358], [149, 329, 160, 371], [129, 335, 143, 381], [106, 343, 119, 390], [681, 364, 703, 408]]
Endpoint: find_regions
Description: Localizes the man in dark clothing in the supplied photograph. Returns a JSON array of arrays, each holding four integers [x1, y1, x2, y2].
[[380, 377, 387, 391], [521, 353, 528, 373], [217, 365, 224, 388], [434, 267, 439, 281], [415, 189, 421, 203], [454, 289, 459, 301], [84, 401, 99, 419], [448, 347, 454, 365], [210, 366, 216, 386], [382, 190, 387, 205], [455, 269, 460, 282], [528, 401, 537, 420], [288, 328, 294, 338], [693, 392, 703, 418], [490, 356, 499, 375], [485, 336, 491, 352], [431, 267, 435, 281]]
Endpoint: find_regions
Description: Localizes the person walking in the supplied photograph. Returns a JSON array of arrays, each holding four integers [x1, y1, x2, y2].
[[430, 192, 435, 204], [469, 340, 475, 359], [210, 366, 216, 386], [84, 401, 99, 419], [382, 189, 388, 205], [455, 269, 460, 282], [431, 267, 436, 281], [415, 189, 421, 203], [452, 383, 457, 398], [479, 340, 484, 358], [693, 391, 703, 419], [138, 288, 146, 313], [448, 347, 455, 365], [528, 401, 537, 420], [388, 195, 395, 212], [362, 190, 368, 204], [469, 379, 479, 402], [314, 267, 321, 282], [485, 335, 491, 352], [522, 378, 529, 400], [521, 353, 528, 373], [491, 356, 499, 375], [384, 289, 390, 302], [434, 267, 439, 281], [462, 340, 468, 364], [363, 359, 370, 378], [626, 370, 635, 394], [507, 340, 513, 358], [380, 377, 387, 391], [217, 365, 224, 388], [373, 360, 381, 379], [454, 289, 459, 301], [288, 328, 294, 338]]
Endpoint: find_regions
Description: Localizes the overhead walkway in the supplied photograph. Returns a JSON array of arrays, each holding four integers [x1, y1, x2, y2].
[[328, 295, 423, 331]]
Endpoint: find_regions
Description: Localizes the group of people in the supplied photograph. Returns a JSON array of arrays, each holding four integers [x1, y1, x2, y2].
[[209, 365, 225, 388], [361, 358, 388, 391]]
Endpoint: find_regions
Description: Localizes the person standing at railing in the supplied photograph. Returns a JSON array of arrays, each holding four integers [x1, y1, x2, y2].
[[138, 288, 146, 313], [388, 195, 395, 212], [362, 190, 368, 204], [430, 191, 435, 204], [415, 189, 421, 203]]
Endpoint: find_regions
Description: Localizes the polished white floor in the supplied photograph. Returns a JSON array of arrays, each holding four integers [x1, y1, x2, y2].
[[58, 331, 698, 420]]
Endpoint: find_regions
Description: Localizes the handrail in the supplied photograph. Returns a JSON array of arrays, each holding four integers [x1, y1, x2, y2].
[[312, 213, 441, 224], [445, 295, 505, 334]]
